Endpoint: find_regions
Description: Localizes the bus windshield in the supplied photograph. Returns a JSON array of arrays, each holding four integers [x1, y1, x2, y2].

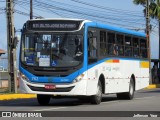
[[21, 33, 83, 67]]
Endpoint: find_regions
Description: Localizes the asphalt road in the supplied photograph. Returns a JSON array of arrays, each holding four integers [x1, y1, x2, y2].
[[0, 88, 160, 111], [0, 88, 160, 119]]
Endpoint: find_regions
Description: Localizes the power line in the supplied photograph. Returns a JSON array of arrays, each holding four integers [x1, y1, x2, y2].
[[0, 0, 157, 33], [16, 0, 144, 19], [45, 0, 145, 20], [12, 0, 146, 30], [151, 31, 159, 37], [70, 0, 144, 16], [15, 0, 146, 26], [14, 9, 40, 18], [16, 4, 42, 18]]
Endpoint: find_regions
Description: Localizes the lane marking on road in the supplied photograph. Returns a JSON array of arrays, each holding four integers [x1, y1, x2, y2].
[[101, 100, 119, 104], [32, 107, 67, 111], [101, 96, 156, 104], [135, 96, 156, 100]]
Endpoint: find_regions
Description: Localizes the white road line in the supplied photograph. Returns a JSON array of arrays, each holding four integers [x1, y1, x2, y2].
[[32, 107, 67, 111], [101, 96, 156, 104], [135, 96, 156, 100], [102, 101, 119, 104]]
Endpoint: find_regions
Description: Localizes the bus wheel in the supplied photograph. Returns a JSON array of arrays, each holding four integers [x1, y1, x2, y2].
[[117, 78, 135, 100], [90, 81, 102, 104], [126, 78, 135, 100], [116, 93, 125, 99], [37, 94, 51, 105]]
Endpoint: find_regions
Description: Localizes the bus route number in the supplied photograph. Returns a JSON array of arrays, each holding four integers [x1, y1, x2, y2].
[[32, 77, 38, 81]]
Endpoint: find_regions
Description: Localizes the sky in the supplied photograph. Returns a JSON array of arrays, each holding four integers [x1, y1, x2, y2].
[[0, 0, 159, 61]]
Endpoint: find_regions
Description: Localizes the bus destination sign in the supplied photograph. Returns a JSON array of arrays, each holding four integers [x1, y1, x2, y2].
[[27, 20, 81, 31]]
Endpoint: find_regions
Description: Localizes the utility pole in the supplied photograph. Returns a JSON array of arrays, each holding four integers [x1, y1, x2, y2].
[[30, 0, 33, 19], [159, 21, 160, 68], [6, 0, 17, 93], [146, 0, 151, 84]]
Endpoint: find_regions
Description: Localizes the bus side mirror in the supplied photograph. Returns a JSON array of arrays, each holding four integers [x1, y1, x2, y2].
[[13, 35, 20, 48]]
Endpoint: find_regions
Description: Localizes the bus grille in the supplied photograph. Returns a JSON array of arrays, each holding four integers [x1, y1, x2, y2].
[[27, 85, 74, 92]]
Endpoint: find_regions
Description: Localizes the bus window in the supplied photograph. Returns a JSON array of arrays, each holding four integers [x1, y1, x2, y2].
[[21, 35, 37, 65], [108, 32, 115, 43], [100, 31, 107, 56], [88, 31, 97, 64], [117, 46, 124, 56], [109, 42, 118, 55], [140, 39, 147, 48], [117, 34, 124, 45], [107, 32, 116, 55], [125, 36, 132, 57], [125, 36, 132, 46], [140, 48, 147, 58], [133, 37, 139, 58], [140, 39, 148, 58], [133, 37, 139, 47], [133, 48, 139, 58], [125, 47, 132, 56], [116, 34, 124, 56]]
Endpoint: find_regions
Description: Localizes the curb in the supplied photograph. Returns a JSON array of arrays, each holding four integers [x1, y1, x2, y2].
[[145, 84, 160, 89], [0, 94, 36, 101]]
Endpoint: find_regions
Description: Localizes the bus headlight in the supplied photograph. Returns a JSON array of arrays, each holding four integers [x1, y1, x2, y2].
[[20, 72, 29, 81], [73, 74, 84, 83]]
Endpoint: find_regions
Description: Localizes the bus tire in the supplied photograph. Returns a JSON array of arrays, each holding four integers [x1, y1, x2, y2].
[[116, 93, 125, 99], [90, 81, 102, 104], [37, 94, 51, 105], [126, 78, 135, 100], [117, 78, 135, 100], [78, 97, 90, 103]]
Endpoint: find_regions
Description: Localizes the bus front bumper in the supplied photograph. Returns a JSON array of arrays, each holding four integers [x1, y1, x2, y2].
[[19, 78, 88, 96]]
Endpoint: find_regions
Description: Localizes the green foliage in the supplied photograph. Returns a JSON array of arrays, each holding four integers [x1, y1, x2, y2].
[[153, 0, 160, 19], [133, 0, 160, 20], [133, 0, 146, 6]]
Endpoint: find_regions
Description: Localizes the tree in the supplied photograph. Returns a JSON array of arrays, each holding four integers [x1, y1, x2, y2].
[[152, 0, 160, 19], [133, 0, 158, 19], [134, 0, 160, 59], [133, 0, 146, 6]]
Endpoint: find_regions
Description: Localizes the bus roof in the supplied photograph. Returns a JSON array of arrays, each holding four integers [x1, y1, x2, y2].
[[28, 18, 90, 21]]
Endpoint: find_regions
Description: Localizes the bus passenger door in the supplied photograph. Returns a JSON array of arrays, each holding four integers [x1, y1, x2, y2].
[[86, 30, 99, 95]]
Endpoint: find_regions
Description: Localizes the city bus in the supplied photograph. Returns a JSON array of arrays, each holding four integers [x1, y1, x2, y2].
[[19, 19, 149, 105]]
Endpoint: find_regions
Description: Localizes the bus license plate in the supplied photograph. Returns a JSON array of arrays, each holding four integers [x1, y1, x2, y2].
[[45, 85, 56, 89]]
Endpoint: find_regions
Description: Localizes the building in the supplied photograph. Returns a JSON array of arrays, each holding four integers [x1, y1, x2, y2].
[[0, 49, 8, 89], [0, 49, 6, 56]]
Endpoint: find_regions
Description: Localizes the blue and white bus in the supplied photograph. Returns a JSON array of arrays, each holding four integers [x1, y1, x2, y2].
[[19, 19, 149, 105]]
